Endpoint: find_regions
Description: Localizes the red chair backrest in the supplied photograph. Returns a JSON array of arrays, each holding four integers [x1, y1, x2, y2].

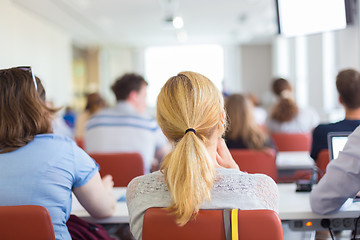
[[143, 208, 226, 240], [271, 133, 312, 151], [142, 208, 284, 240], [237, 209, 284, 240], [75, 138, 85, 150], [230, 149, 278, 182], [90, 153, 144, 187], [0, 205, 55, 240], [316, 149, 330, 180]]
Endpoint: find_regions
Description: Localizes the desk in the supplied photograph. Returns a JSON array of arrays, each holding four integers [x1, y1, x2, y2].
[[72, 184, 360, 231], [276, 152, 315, 182], [279, 184, 360, 231], [71, 188, 129, 224], [276, 151, 314, 170]]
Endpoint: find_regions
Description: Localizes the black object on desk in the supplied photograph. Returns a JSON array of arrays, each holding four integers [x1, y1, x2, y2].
[[296, 179, 313, 192]]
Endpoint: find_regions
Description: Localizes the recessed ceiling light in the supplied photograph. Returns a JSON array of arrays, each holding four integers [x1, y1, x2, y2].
[[173, 16, 184, 29]]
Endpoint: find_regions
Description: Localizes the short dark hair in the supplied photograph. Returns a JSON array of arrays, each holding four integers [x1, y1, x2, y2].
[[111, 73, 148, 101], [336, 69, 360, 109]]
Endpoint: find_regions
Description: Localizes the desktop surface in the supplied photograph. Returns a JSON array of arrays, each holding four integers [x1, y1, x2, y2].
[[72, 184, 360, 231], [276, 151, 314, 170]]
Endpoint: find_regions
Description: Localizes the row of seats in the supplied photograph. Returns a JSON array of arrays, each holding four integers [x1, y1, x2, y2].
[[3, 134, 314, 239], [82, 133, 327, 187], [0, 205, 283, 240], [77, 132, 313, 153]]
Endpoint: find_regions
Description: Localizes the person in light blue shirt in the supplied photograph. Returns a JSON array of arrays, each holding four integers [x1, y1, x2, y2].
[[310, 125, 360, 214], [0, 67, 116, 240]]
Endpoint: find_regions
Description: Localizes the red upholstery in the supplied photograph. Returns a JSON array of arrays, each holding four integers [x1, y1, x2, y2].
[[75, 137, 85, 150], [142, 208, 284, 240], [316, 149, 330, 180], [143, 208, 226, 240], [90, 153, 144, 187], [271, 133, 312, 151], [237, 209, 284, 240], [230, 149, 278, 182], [0, 205, 55, 240]]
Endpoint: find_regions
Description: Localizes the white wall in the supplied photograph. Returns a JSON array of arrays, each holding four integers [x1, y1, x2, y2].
[[98, 46, 137, 106], [272, 20, 360, 122], [0, 0, 72, 108], [240, 44, 273, 106]]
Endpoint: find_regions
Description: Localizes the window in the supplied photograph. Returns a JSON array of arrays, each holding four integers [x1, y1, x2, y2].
[[145, 44, 224, 107]]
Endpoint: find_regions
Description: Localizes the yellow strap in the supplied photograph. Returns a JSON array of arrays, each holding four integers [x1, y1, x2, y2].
[[231, 209, 239, 240]]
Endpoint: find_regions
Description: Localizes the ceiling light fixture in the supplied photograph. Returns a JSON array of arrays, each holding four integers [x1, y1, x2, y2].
[[173, 16, 184, 29]]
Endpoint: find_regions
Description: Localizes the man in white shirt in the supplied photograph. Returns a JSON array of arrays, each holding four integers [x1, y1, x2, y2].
[[310, 125, 360, 214], [85, 73, 168, 173]]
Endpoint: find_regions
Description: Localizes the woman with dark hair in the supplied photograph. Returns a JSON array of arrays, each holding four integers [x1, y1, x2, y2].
[[225, 94, 276, 150], [0, 67, 116, 240], [266, 78, 319, 133]]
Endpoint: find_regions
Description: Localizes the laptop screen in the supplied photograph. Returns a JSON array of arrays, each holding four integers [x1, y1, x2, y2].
[[327, 132, 350, 160]]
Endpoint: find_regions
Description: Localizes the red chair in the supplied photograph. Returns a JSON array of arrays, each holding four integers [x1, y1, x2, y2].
[[230, 149, 278, 182], [0, 205, 55, 240], [271, 133, 312, 151], [142, 208, 283, 240], [316, 149, 330, 180], [75, 137, 85, 150], [90, 153, 144, 187]]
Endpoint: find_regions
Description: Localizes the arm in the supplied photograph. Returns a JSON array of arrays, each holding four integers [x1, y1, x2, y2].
[[216, 138, 239, 170], [73, 173, 116, 218], [310, 126, 360, 214]]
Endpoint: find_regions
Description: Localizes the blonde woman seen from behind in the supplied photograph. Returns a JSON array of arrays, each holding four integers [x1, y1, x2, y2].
[[126, 71, 279, 240]]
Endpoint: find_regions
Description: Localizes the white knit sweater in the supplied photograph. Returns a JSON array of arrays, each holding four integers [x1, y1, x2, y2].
[[126, 168, 279, 240]]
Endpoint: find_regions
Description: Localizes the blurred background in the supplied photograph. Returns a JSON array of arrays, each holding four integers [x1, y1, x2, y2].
[[0, 0, 358, 121]]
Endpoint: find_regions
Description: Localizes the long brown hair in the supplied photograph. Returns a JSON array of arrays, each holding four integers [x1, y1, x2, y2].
[[225, 94, 267, 150], [0, 67, 57, 153], [270, 78, 298, 122], [157, 71, 224, 226]]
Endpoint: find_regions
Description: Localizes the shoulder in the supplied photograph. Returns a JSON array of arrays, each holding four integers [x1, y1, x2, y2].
[[215, 169, 277, 189], [34, 133, 75, 146], [313, 120, 351, 134], [126, 171, 167, 201]]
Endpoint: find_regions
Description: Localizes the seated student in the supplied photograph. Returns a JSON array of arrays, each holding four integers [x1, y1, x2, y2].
[[310, 125, 360, 214], [311, 69, 360, 160], [126, 71, 279, 240], [0, 67, 116, 240], [266, 78, 319, 133], [85, 73, 169, 173], [225, 93, 276, 150]]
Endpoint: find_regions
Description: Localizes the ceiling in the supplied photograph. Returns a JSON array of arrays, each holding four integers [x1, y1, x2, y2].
[[13, 0, 278, 47]]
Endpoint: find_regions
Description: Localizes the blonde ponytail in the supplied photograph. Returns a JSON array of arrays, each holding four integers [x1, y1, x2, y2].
[[157, 71, 223, 226]]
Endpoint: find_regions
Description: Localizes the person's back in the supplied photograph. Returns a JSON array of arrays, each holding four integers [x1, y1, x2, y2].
[[0, 67, 116, 240], [126, 71, 279, 240], [266, 78, 319, 133], [0, 134, 96, 239], [84, 73, 168, 173], [311, 69, 360, 160], [225, 94, 275, 150], [310, 125, 360, 214]]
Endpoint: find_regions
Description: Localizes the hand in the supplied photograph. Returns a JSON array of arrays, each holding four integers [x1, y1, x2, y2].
[[216, 138, 239, 170], [102, 175, 114, 193]]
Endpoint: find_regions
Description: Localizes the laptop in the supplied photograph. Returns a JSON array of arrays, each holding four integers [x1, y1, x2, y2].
[[327, 132, 351, 160]]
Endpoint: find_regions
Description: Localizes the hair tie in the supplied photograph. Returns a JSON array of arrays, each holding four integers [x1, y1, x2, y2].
[[185, 128, 196, 134]]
